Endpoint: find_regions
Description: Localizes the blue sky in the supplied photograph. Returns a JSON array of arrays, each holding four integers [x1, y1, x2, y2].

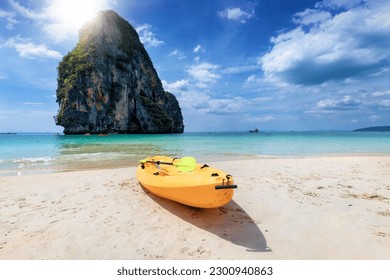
[[0, 0, 389, 132]]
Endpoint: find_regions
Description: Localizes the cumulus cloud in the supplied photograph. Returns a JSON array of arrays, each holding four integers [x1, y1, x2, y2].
[[4, 37, 62, 59], [162, 79, 189, 92], [176, 88, 249, 116], [186, 62, 221, 88], [315, 96, 362, 111], [292, 9, 331, 25], [218, 6, 255, 23], [200, 97, 247, 114], [260, 0, 390, 85], [136, 24, 164, 47]]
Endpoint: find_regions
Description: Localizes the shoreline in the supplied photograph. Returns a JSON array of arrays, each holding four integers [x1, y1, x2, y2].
[[1, 152, 390, 177], [1, 155, 389, 259]]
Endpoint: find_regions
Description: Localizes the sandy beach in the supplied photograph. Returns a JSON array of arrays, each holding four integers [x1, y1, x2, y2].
[[0, 156, 389, 259]]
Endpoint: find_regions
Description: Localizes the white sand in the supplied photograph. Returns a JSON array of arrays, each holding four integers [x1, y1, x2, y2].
[[0, 156, 389, 259]]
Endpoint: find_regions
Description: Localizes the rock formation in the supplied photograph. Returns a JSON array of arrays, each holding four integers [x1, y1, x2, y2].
[[55, 10, 184, 134]]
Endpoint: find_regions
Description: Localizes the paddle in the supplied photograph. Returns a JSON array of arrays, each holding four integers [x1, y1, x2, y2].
[[141, 156, 197, 172]]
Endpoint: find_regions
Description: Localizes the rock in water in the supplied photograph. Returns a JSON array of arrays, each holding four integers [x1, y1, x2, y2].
[[55, 10, 184, 134]]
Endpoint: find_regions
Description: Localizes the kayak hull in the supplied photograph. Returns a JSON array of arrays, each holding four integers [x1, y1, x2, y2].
[[136, 156, 236, 208]]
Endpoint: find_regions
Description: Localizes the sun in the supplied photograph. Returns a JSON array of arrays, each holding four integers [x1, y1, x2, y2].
[[47, 0, 110, 30]]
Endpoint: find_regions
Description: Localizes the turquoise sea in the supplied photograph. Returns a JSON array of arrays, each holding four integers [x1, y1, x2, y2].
[[0, 131, 389, 176]]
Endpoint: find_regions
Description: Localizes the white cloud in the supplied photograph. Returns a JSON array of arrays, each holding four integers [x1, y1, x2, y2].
[[245, 74, 260, 83], [222, 64, 259, 74], [292, 9, 331, 25], [0, 8, 18, 30], [193, 44, 205, 53], [244, 74, 266, 87], [162, 79, 189, 92], [169, 49, 186, 59], [315, 96, 362, 111], [260, 0, 390, 85], [9, 0, 46, 20], [136, 24, 164, 47], [186, 62, 221, 88], [43, 23, 77, 43], [379, 100, 390, 108], [371, 90, 390, 97], [9, 0, 115, 42], [252, 115, 275, 122], [218, 7, 255, 23], [4, 37, 62, 59], [176, 88, 249, 116], [369, 115, 382, 121], [23, 102, 44, 106], [316, 0, 367, 10], [0, 9, 12, 17], [201, 97, 247, 114]]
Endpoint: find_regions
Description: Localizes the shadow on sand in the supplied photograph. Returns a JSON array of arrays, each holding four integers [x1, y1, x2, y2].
[[142, 186, 271, 253]]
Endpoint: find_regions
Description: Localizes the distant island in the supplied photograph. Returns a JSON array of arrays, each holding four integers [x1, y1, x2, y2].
[[354, 126, 390, 132]]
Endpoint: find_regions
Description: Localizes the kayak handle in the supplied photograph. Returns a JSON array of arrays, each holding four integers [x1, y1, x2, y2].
[[215, 185, 238, 190], [215, 174, 237, 189]]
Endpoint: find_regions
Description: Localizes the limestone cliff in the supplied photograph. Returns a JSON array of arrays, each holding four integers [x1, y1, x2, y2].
[[55, 10, 184, 134]]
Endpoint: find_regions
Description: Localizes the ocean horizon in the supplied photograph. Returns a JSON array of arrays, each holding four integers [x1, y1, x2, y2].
[[1, 131, 389, 176]]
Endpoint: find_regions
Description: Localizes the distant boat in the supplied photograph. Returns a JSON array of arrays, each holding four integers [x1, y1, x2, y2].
[[249, 128, 259, 133]]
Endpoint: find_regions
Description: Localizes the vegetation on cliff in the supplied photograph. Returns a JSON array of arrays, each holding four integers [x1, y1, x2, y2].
[[55, 43, 94, 123]]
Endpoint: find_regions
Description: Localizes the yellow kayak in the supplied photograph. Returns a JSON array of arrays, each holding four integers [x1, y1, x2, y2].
[[136, 156, 237, 208]]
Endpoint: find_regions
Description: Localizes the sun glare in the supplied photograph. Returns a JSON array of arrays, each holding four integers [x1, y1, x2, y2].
[[48, 0, 109, 30]]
